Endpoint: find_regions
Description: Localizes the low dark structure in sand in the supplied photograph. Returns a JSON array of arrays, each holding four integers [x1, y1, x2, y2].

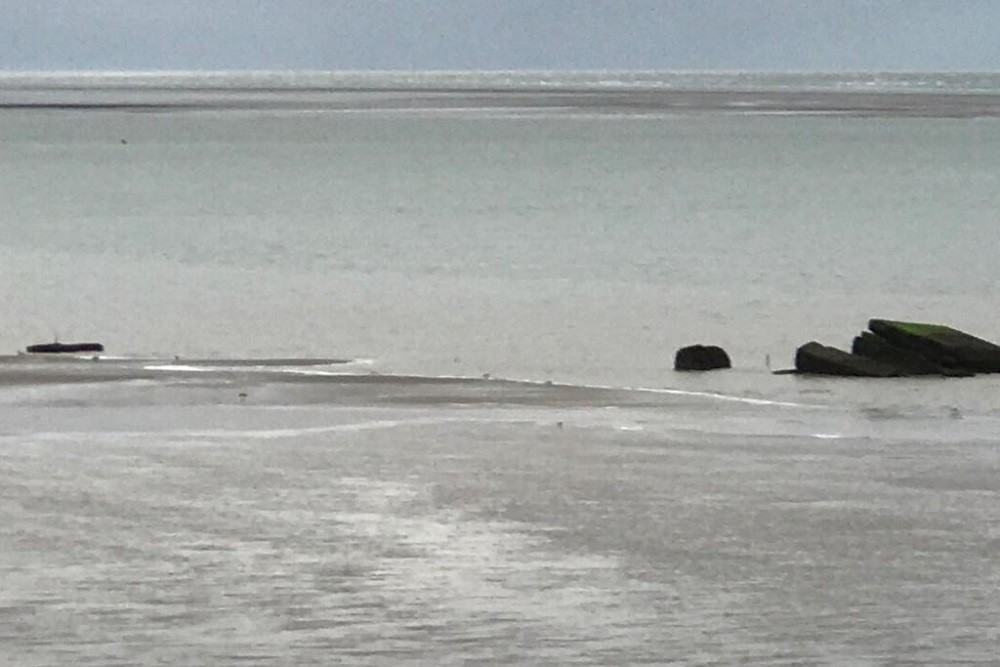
[[26, 342, 104, 354], [792, 319, 1000, 377], [675, 344, 731, 371]]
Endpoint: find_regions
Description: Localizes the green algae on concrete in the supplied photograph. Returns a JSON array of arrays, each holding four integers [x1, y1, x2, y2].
[[868, 319, 1000, 373], [874, 320, 959, 337]]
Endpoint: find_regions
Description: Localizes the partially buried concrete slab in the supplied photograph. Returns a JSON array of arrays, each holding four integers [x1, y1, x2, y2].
[[868, 319, 1000, 374], [795, 341, 902, 377]]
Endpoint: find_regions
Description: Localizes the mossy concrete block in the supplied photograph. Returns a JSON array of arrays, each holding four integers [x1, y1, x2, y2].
[[868, 319, 1000, 373]]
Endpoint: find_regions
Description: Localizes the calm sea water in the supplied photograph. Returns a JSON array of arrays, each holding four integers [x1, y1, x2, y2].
[[1, 71, 999, 664]]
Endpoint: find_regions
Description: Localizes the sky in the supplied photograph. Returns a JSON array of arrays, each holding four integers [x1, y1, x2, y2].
[[1, 0, 999, 72]]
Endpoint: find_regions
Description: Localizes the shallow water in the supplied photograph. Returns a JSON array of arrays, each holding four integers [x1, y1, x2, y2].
[[2, 72, 1000, 664], [3, 81, 1000, 385]]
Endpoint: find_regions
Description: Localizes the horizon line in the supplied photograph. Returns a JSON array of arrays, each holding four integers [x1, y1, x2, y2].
[[1, 67, 1000, 76]]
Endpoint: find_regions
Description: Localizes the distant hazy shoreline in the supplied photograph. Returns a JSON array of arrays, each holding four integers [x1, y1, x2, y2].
[[0, 70, 999, 117], [2, 88, 999, 118]]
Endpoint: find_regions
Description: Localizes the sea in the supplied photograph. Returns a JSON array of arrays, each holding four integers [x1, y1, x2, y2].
[[1, 70, 999, 665]]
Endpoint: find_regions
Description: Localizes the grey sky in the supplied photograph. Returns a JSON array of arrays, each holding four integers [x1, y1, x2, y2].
[[2, 1, 999, 71]]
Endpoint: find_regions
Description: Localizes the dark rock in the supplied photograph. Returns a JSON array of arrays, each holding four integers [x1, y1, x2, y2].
[[794, 341, 902, 377], [868, 319, 1000, 373], [851, 331, 967, 376], [674, 345, 731, 371], [26, 342, 104, 354]]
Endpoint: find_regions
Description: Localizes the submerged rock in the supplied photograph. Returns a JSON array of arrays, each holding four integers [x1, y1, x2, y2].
[[674, 345, 731, 371]]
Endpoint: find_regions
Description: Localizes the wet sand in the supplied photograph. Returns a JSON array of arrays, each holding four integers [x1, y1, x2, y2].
[[2, 392, 997, 664]]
